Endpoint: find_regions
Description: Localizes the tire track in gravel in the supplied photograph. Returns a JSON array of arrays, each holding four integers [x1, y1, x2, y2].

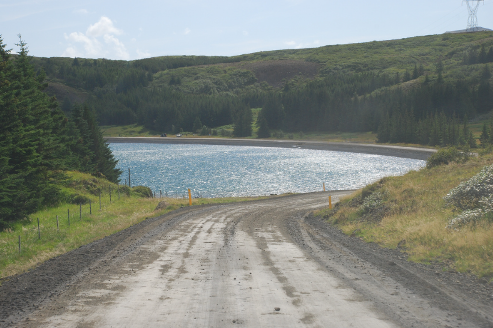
[[2, 192, 492, 328]]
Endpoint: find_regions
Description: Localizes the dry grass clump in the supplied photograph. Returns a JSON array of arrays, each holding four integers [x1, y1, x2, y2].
[[318, 153, 493, 280]]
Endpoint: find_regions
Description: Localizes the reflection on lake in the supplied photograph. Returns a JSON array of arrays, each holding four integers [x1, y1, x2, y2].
[[110, 143, 425, 198]]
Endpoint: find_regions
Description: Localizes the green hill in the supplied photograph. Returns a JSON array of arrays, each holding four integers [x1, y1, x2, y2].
[[31, 32, 493, 145]]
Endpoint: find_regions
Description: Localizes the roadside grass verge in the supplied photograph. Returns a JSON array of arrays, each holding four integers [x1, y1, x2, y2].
[[0, 171, 267, 281], [316, 152, 493, 281]]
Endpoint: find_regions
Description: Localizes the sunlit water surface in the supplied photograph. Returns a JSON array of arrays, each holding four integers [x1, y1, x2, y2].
[[110, 143, 425, 198]]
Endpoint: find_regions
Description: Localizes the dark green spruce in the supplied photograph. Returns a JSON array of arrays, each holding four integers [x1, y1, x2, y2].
[[0, 37, 121, 229]]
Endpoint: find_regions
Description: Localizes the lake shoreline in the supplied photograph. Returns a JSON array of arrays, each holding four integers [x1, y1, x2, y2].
[[105, 137, 435, 160]]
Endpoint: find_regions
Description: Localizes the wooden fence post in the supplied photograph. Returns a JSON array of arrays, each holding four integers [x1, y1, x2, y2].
[[37, 218, 40, 240]]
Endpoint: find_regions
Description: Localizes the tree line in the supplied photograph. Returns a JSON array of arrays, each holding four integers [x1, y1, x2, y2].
[[30, 37, 493, 144], [0, 36, 121, 229]]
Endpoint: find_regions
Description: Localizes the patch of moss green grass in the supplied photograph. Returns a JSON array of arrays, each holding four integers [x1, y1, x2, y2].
[[316, 152, 493, 281], [100, 124, 160, 137], [0, 171, 267, 282]]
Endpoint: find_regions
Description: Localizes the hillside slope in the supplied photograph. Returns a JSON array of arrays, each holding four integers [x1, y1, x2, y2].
[[31, 32, 493, 143]]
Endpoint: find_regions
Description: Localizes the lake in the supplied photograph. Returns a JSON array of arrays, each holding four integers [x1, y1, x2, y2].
[[109, 143, 425, 198]]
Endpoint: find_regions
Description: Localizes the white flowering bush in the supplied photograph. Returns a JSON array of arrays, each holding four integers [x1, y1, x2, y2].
[[444, 164, 493, 210], [360, 191, 384, 213], [445, 164, 493, 229], [446, 209, 485, 229]]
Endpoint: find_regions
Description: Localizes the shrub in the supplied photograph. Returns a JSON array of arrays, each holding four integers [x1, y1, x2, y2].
[[68, 194, 92, 205], [444, 164, 493, 210], [426, 147, 468, 169], [359, 191, 384, 214], [445, 164, 493, 229], [132, 186, 153, 198], [200, 125, 210, 136]]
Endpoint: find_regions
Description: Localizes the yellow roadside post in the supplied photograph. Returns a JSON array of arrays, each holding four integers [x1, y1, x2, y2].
[[329, 195, 332, 209], [188, 188, 192, 206], [323, 182, 326, 192]]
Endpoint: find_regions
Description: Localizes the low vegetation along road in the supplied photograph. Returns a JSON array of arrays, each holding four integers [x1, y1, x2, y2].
[[2, 192, 492, 327]]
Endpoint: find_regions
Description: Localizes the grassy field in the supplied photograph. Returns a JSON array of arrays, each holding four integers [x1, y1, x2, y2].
[[102, 109, 491, 145], [0, 171, 267, 281], [316, 152, 493, 281], [101, 123, 382, 143]]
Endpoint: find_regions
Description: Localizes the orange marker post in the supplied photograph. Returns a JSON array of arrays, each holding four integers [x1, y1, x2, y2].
[[323, 183, 326, 192], [329, 195, 332, 209], [188, 189, 192, 206]]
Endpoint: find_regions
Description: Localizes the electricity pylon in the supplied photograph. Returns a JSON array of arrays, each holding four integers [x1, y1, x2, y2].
[[464, 0, 484, 31]]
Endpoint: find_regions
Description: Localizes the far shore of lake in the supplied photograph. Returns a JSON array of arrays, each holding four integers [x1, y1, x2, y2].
[[105, 137, 436, 161]]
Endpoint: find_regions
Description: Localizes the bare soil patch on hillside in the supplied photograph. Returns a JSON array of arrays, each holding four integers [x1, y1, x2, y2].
[[238, 60, 321, 87]]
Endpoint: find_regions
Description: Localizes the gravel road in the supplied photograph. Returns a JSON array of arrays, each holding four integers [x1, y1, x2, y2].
[[1, 192, 492, 327]]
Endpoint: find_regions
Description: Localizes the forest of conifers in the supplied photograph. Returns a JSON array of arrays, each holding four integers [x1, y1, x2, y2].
[[30, 32, 493, 146], [0, 36, 121, 228]]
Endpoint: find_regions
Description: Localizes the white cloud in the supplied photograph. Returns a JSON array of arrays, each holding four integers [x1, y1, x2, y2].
[[103, 34, 129, 60], [62, 16, 129, 60], [137, 49, 151, 59], [285, 40, 321, 49], [184, 28, 191, 35], [62, 46, 79, 58], [86, 16, 122, 37]]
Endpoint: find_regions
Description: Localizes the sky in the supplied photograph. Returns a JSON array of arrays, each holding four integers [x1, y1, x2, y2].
[[1, 0, 493, 61]]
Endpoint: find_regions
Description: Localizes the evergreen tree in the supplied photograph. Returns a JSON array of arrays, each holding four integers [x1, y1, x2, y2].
[[479, 122, 489, 147], [488, 47, 493, 63], [256, 110, 270, 138], [489, 115, 493, 144], [436, 59, 444, 84], [479, 45, 487, 64], [0, 36, 21, 227], [81, 104, 122, 182], [262, 94, 285, 130], [233, 106, 252, 137], [0, 36, 60, 226], [193, 117, 202, 133], [412, 64, 419, 80], [403, 70, 411, 82], [478, 65, 492, 113]]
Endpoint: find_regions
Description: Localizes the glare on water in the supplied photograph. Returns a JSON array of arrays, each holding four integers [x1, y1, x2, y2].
[[110, 143, 425, 198]]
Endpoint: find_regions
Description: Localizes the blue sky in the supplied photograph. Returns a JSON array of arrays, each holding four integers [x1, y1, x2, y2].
[[1, 0, 492, 60]]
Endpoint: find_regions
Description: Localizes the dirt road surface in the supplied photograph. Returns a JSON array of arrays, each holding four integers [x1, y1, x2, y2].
[[2, 192, 492, 327]]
